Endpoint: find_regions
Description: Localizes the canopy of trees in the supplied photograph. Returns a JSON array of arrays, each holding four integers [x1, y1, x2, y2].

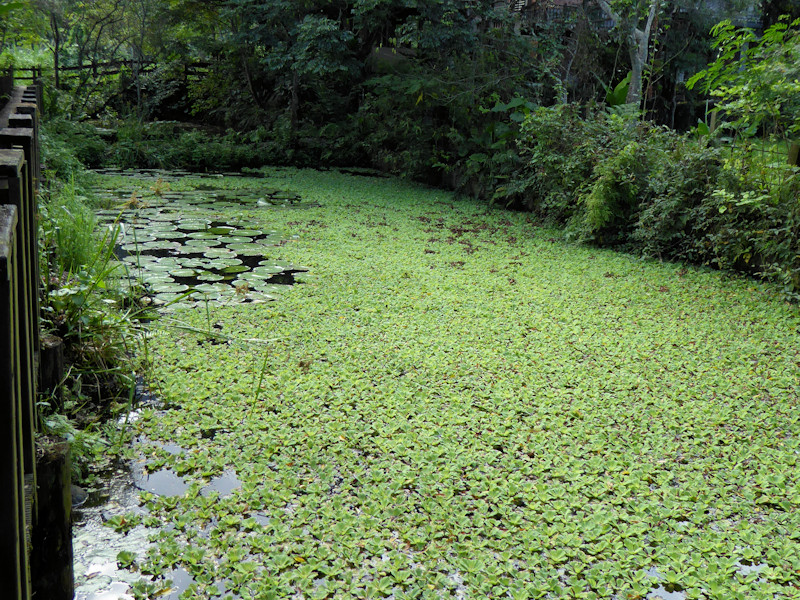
[[4, 1, 786, 139]]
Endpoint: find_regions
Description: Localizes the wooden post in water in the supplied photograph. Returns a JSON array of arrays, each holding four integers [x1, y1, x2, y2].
[[30, 439, 74, 600], [39, 334, 65, 407]]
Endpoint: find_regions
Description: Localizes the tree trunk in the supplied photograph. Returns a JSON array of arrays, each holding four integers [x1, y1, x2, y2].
[[135, 52, 142, 120], [626, 30, 645, 106], [596, 0, 660, 107], [241, 52, 265, 110], [789, 141, 799, 167], [290, 70, 299, 150], [51, 13, 60, 90]]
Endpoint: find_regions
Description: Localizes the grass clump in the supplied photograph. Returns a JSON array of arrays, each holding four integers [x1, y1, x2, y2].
[[96, 169, 800, 600], [37, 132, 150, 480]]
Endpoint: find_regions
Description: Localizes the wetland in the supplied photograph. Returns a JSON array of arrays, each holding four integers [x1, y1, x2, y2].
[[74, 167, 800, 600]]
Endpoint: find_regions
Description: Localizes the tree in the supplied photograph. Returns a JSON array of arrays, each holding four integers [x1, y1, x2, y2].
[[0, 2, 44, 57], [763, 0, 800, 28], [595, 0, 661, 107], [222, 0, 357, 144], [33, 0, 130, 96], [688, 16, 800, 162]]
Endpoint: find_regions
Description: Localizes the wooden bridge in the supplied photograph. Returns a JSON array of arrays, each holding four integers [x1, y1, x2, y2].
[[1, 70, 74, 600]]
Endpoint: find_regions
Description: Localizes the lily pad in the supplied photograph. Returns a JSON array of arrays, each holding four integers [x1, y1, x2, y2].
[[185, 239, 223, 248], [153, 292, 190, 305], [146, 263, 178, 273], [142, 241, 181, 251], [221, 265, 249, 275], [121, 241, 155, 252], [169, 269, 198, 278], [179, 220, 213, 231], [227, 243, 266, 252], [150, 282, 190, 293], [208, 258, 243, 268], [229, 229, 264, 237], [251, 265, 284, 276], [149, 214, 181, 222], [207, 227, 235, 235], [204, 249, 236, 259], [151, 231, 186, 240], [185, 231, 219, 240], [194, 283, 229, 293], [143, 273, 174, 284], [180, 258, 209, 268], [123, 254, 156, 264]]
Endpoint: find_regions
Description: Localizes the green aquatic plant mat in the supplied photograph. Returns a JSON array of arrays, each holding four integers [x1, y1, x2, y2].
[[119, 169, 798, 600]]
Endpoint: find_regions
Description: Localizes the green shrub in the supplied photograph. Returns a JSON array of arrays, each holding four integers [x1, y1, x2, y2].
[[631, 133, 722, 260], [514, 105, 723, 250], [105, 120, 284, 171], [688, 172, 800, 298], [579, 123, 722, 254], [513, 103, 800, 296], [42, 118, 108, 168], [513, 104, 620, 222], [39, 176, 143, 415]]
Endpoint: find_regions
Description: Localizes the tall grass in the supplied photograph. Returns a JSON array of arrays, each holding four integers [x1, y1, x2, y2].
[[41, 175, 97, 277]]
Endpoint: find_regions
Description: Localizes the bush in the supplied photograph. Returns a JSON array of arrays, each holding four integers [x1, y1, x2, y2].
[[39, 175, 97, 276], [631, 133, 722, 260], [512, 104, 626, 222], [514, 105, 723, 250], [511, 103, 800, 297], [41, 119, 106, 177], [688, 171, 800, 297], [105, 120, 286, 171]]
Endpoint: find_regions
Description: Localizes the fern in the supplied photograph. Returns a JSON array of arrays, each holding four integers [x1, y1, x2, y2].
[[582, 142, 640, 232]]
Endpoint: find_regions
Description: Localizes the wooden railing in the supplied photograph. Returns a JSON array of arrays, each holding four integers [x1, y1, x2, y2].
[[5, 61, 211, 85], [0, 75, 60, 600], [5, 61, 213, 86]]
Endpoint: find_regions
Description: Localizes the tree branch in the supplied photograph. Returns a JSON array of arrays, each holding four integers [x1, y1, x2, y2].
[[595, 0, 621, 26], [642, 0, 659, 42]]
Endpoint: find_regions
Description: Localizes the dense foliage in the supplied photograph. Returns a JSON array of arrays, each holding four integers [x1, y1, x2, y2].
[[509, 100, 800, 298]]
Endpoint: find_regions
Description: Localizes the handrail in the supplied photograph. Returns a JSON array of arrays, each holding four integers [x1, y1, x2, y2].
[[0, 72, 66, 600], [3, 61, 212, 85]]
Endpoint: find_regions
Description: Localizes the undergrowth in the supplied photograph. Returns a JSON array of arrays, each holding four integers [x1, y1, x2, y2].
[[512, 105, 800, 300]]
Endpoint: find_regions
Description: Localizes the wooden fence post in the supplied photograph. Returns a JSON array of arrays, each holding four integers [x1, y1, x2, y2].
[[0, 204, 30, 600], [0, 149, 37, 474]]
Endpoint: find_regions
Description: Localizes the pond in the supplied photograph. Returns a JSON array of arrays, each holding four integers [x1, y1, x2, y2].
[[73, 169, 313, 600], [73, 167, 798, 600]]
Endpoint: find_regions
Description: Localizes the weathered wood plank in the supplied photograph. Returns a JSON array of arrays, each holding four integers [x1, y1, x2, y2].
[[31, 440, 74, 600], [0, 203, 25, 600], [8, 113, 32, 129], [0, 149, 36, 475]]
